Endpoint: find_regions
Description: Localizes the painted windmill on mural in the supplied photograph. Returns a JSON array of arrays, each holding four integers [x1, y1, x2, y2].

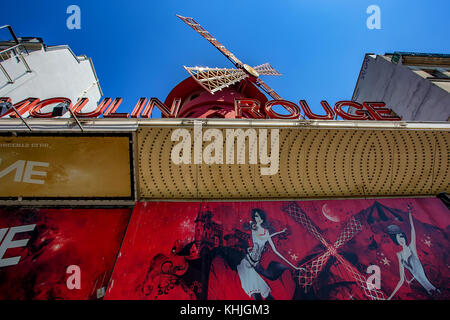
[[283, 201, 388, 300], [176, 14, 283, 100]]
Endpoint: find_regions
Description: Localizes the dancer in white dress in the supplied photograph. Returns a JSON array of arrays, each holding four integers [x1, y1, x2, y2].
[[387, 205, 440, 299], [236, 209, 303, 300]]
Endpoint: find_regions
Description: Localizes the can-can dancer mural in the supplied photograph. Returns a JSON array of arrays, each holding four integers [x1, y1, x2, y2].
[[106, 198, 449, 300]]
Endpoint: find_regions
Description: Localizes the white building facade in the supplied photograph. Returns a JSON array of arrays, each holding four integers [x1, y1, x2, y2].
[[351, 52, 450, 121]]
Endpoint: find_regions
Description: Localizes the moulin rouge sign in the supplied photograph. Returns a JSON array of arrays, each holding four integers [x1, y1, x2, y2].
[[0, 96, 402, 121]]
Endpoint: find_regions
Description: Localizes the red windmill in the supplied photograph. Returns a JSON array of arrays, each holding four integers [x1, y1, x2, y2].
[[164, 15, 285, 119]]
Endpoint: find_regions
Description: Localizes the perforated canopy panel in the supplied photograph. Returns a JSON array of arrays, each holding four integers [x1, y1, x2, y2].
[[137, 125, 449, 199]]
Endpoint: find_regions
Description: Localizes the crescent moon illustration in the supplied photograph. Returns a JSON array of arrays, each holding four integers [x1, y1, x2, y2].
[[322, 204, 340, 223]]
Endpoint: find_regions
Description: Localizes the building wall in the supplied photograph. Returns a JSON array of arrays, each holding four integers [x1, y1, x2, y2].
[[352, 55, 450, 121], [0, 45, 101, 117]]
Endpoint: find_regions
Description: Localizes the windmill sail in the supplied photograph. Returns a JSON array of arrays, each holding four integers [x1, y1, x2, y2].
[[184, 66, 248, 94]]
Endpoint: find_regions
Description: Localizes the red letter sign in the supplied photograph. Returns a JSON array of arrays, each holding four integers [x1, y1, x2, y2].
[[265, 100, 302, 119], [29, 98, 72, 118], [334, 101, 373, 120], [0, 98, 40, 118], [299, 100, 335, 120]]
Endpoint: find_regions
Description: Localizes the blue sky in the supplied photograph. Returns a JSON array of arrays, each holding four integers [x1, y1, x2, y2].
[[1, 0, 449, 117]]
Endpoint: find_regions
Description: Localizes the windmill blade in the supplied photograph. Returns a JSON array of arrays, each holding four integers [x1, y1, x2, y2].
[[177, 15, 243, 68], [254, 78, 283, 101], [184, 66, 249, 94], [332, 215, 363, 250], [253, 63, 282, 76]]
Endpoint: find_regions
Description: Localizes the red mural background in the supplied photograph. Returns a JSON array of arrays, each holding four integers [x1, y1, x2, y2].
[[0, 207, 131, 300], [106, 198, 449, 300]]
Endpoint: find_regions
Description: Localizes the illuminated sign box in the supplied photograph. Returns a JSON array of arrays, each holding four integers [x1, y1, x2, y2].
[[0, 134, 133, 199]]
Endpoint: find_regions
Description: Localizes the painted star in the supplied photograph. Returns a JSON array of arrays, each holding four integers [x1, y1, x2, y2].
[[424, 239, 432, 247], [290, 253, 299, 261], [382, 257, 391, 266]]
